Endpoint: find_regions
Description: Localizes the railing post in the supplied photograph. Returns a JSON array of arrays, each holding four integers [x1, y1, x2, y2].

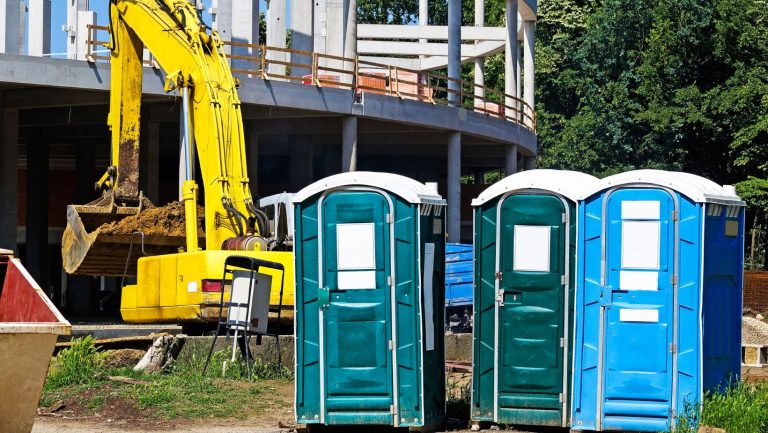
[[260, 45, 267, 79], [312, 53, 320, 87], [354, 55, 359, 89], [387, 65, 392, 96]]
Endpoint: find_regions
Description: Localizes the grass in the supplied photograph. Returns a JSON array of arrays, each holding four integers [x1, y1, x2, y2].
[[672, 381, 768, 433], [446, 373, 472, 420], [41, 337, 293, 420]]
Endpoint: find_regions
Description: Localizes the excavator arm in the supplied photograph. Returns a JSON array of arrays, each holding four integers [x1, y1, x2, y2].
[[63, 0, 269, 276], [109, 0, 264, 249]]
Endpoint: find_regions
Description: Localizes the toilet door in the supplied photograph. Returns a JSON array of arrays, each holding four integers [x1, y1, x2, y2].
[[598, 189, 676, 431], [318, 190, 395, 425]]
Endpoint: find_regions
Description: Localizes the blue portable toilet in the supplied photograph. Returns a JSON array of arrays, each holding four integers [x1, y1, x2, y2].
[[571, 170, 745, 432], [292, 172, 447, 430]]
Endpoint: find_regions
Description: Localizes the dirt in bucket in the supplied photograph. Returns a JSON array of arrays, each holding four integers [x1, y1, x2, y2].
[[98, 201, 205, 237]]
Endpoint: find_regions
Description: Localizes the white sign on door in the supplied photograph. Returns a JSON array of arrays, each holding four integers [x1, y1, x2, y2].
[[513, 225, 551, 272]]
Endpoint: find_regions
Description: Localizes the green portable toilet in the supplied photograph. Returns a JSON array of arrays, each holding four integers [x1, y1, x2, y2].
[[470, 169, 599, 429], [293, 172, 447, 430]]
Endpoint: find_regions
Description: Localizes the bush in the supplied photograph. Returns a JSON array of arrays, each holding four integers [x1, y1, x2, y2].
[[46, 336, 107, 389]]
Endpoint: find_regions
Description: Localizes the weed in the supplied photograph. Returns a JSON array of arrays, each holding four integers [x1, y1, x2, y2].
[[45, 336, 107, 390], [446, 373, 472, 420], [672, 381, 768, 433]]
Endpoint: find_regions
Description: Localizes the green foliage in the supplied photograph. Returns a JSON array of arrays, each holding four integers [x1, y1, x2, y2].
[[41, 340, 293, 421], [45, 336, 107, 390], [672, 382, 768, 433]]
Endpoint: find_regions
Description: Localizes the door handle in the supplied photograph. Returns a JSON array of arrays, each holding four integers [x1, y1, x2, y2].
[[318, 287, 330, 309]]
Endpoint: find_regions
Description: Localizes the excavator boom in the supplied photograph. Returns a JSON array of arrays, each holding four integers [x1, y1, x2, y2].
[[63, 0, 265, 277]]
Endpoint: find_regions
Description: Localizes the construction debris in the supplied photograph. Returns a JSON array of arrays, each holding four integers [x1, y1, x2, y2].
[[742, 317, 768, 346], [134, 335, 187, 374]]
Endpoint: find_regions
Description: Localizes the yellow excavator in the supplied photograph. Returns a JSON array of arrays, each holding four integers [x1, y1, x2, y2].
[[62, 0, 293, 323]]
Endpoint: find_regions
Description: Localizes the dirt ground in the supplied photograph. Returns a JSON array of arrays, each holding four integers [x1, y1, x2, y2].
[[32, 371, 566, 433]]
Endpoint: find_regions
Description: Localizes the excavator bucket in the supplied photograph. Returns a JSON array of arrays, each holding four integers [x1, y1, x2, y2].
[[62, 195, 195, 277]]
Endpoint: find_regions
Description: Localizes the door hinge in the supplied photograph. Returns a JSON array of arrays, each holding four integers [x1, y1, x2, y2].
[[561, 275, 567, 285], [389, 340, 394, 350], [670, 275, 678, 286], [494, 272, 503, 281], [559, 393, 564, 403], [670, 343, 677, 354], [496, 289, 504, 306], [672, 210, 679, 221], [390, 404, 396, 415], [560, 337, 565, 348], [386, 213, 393, 224], [387, 275, 394, 286], [562, 213, 567, 223]]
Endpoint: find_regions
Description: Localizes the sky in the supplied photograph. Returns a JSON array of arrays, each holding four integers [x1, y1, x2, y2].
[[45, 0, 270, 57]]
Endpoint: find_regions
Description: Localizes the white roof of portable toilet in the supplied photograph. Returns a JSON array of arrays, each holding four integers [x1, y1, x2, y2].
[[580, 169, 745, 206], [471, 169, 600, 206], [293, 172, 447, 205]]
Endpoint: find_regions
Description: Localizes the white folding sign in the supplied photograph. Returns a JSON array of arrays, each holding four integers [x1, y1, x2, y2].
[[513, 225, 551, 272]]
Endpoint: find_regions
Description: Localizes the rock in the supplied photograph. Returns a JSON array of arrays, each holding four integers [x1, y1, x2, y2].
[[743, 317, 768, 345], [134, 334, 187, 374], [104, 349, 145, 368], [757, 313, 764, 320], [699, 426, 726, 433]]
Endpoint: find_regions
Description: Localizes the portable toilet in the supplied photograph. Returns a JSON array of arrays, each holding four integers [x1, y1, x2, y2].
[[292, 172, 447, 430], [571, 170, 745, 432], [470, 169, 599, 428]]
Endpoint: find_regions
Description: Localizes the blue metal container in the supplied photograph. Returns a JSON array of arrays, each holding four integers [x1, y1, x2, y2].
[[571, 170, 745, 432], [446, 243, 473, 307]]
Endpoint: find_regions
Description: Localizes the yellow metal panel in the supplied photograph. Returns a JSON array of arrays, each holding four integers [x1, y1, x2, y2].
[[121, 250, 294, 323], [159, 254, 177, 307]]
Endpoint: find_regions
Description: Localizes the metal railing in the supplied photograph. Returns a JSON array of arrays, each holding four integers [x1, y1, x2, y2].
[[86, 25, 536, 132]]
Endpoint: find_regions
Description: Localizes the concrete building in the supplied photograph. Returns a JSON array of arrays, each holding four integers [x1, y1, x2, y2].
[[0, 0, 537, 319]]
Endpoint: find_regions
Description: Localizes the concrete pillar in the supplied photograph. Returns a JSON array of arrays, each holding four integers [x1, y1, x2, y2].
[[28, 0, 51, 57], [325, 0, 356, 79], [211, 0, 233, 56], [289, 135, 314, 191], [474, 0, 485, 100], [524, 155, 536, 170], [246, 122, 258, 195], [341, 116, 357, 172], [0, 0, 22, 54], [18, 1, 27, 55], [447, 132, 461, 242], [419, 0, 428, 39], [146, 122, 160, 203], [0, 105, 19, 252], [25, 131, 49, 293], [447, 0, 462, 107], [523, 20, 535, 128], [313, 0, 327, 56], [266, 0, 287, 77], [290, 0, 313, 77], [65, 0, 89, 60], [504, 0, 519, 114], [505, 144, 517, 176]]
